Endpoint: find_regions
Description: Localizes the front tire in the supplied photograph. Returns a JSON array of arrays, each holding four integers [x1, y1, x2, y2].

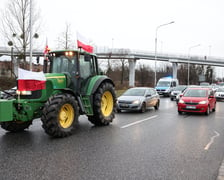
[[205, 106, 210, 116], [88, 82, 116, 126], [41, 94, 79, 138], [212, 103, 216, 112], [154, 100, 160, 110], [0, 121, 32, 132], [140, 102, 146, 113]]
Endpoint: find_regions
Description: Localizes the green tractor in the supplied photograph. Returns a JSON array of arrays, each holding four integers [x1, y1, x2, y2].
[[0, 50, 116, 137]]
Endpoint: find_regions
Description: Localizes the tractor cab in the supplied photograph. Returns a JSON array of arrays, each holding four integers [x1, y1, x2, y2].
[[45, 50, 99, 92]]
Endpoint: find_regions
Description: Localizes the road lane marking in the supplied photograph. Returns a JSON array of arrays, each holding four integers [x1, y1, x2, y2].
[[204, 131, 220, 150], [120, 115, 158, 129]]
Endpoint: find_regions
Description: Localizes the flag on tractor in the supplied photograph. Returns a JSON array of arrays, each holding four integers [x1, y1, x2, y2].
[[77, 32, 93, 53], [18, 68, 46, 91]]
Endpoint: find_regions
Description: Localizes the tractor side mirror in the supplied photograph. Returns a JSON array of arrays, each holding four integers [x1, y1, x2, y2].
[[84, 55, 91, 62]]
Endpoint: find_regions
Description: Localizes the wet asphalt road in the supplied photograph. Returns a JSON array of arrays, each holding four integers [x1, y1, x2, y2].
[[1, 98, 224, 180]]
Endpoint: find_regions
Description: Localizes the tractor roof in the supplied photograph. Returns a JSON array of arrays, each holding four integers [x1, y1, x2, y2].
[[50, 49, 97, 56]]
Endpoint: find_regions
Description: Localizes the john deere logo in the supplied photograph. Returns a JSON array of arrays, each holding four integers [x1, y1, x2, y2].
[[57, 79, 64, 83]]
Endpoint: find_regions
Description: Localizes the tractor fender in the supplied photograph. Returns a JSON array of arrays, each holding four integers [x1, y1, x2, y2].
[[90, 76, 115, 95]]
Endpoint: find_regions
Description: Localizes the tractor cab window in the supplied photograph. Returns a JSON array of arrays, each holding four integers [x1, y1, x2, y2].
[[51, 56, 76, 75], [79, 55, 95, 79]]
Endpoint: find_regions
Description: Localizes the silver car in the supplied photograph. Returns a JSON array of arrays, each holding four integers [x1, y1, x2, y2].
[[215, 87, 224, 101], [116, 87, 160, 113], [170, 85, 187, 101]]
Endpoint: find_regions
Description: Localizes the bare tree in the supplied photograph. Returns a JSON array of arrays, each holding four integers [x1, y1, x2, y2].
[[56, 23, 75, 49], [1, 0, 40, 67]]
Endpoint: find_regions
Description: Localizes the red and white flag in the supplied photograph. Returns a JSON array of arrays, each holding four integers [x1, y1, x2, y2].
[[44, 45, 50, 55], [77, 32, 93, 53], [18, 68, 46, 91]]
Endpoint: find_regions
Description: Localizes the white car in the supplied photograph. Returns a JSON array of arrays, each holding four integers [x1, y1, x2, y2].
[[170, 85, 187, 101], [215, 87, 224, 101]]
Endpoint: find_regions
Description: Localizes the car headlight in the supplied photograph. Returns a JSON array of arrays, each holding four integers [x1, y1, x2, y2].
[[179, 99, 185, 103], [198, 100, 207, 104], [132, 100, 140, 105]]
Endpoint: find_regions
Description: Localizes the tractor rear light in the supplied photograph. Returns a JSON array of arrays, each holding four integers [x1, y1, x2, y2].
[[16, 90, 32, 95]]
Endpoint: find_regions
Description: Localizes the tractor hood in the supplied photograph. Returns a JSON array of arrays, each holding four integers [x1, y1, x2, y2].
[[45, 73, 67, 89]]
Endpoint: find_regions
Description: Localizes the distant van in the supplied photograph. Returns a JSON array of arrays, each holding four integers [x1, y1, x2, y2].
[[155, 77, 179, 96]]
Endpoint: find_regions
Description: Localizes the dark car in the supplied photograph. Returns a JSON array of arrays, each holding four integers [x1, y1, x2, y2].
[[116, 87, 160, 113], [177, 87, 216, 115]]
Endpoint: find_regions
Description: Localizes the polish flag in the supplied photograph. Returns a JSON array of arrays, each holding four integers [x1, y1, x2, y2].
[[18, 68, 46, 91], [44, 45, 50, 55], [77, 32, 93, 53]]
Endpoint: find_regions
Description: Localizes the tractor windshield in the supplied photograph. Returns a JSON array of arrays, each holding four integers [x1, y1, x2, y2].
[[51, 55, 77, 75]]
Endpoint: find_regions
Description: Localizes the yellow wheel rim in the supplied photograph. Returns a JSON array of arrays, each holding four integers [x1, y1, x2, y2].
[[101, 91, 114, 117], [59, 104, 74, 128]]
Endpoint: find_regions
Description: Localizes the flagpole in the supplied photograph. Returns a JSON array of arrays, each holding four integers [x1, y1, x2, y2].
[[29, 0, 33, 71]]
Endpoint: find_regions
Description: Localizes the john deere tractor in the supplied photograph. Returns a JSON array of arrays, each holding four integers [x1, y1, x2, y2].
[[0, 50, 116, 137]]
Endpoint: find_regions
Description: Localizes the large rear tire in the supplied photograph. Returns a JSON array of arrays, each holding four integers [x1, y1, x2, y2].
[[41, 94, 79, 138], [0, 121, 32, 132], [88, 82, 116, 126]]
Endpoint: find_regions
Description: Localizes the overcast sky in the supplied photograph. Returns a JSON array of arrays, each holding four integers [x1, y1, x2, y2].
[[1, 0, 224, 58]]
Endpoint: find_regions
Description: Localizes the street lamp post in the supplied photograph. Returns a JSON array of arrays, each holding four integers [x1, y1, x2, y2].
[[29, 0, 33, 71], [187, 44, 200, 85], [154, 21, 175, 87]]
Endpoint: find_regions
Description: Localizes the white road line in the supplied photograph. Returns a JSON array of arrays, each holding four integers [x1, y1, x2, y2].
[[204, 131, 220, 150], [121, 115, 158, 129]]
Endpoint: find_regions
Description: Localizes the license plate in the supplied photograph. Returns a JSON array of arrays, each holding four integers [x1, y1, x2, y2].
[[186, 105, 196, 109], [120, 104, 129, 108]]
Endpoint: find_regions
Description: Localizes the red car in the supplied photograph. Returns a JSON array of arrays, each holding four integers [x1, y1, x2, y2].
[[177, 87, 216, 115]]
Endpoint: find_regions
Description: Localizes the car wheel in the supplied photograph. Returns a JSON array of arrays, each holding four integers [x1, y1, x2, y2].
[[205, 106, 210, 115], [140, 103, 146, 113], [178, 111, 182, 115], [212, 103, 216, 112], [116, 108, 121, 113], [154, 100, 160, 110]]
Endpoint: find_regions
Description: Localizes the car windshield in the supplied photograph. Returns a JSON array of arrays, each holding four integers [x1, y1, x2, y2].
[[157, 81, 170, 87], [174, 86, 186, 91], [123, 88, 146, 96], [183, 89, 207, 97], [217, 88, 224, 92]]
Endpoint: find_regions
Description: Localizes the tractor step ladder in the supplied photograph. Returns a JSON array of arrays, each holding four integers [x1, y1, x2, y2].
[[81, 95, 93, 115]]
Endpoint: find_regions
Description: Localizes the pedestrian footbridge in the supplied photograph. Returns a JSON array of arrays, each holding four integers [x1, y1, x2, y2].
[[1, 46, 224, 86], [95, 47, 224, 86]]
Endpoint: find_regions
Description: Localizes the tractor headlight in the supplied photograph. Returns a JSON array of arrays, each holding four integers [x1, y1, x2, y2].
[[16, 90, 32, 95], [198, 100, 207, 104]]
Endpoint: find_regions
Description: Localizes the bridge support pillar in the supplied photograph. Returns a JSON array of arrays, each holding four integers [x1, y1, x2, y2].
[[129, 59, 136, 87], [172, 62, 178, 79]]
